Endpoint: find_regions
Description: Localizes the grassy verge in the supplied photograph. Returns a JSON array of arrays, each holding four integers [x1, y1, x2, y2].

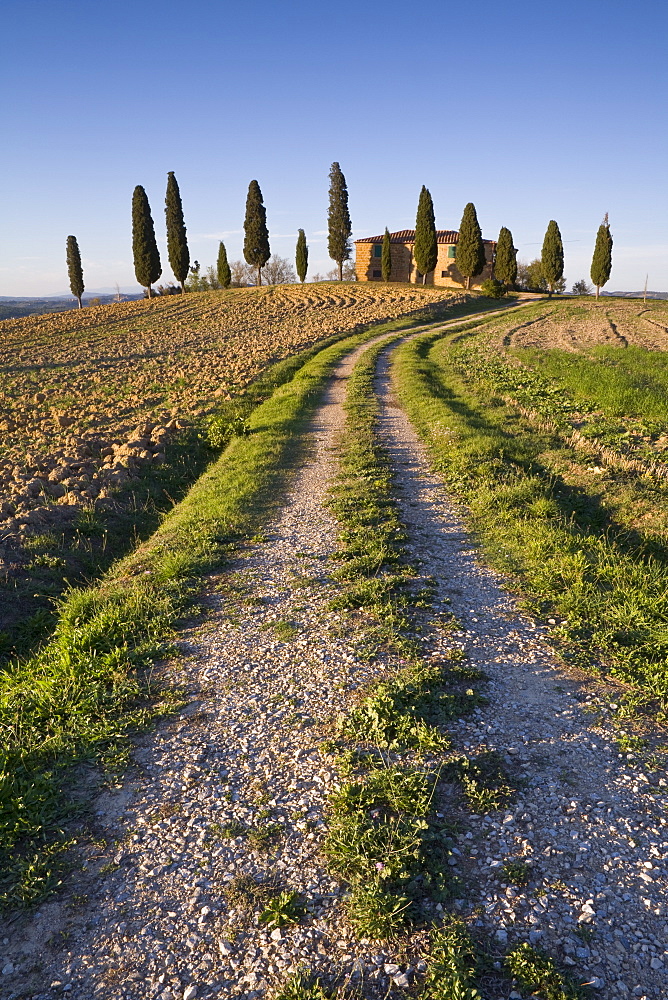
[[393, 326, 668, 711], [0, 313, 452, 909]]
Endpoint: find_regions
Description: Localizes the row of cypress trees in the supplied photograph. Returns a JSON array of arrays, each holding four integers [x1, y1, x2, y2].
[[530, 215, 612, 298], [388, 186, 613, 298], [133, 163, 352, 295], [132, 173, 189, 296], [240, 163, 351, 286], [66, 163, 353, 302]]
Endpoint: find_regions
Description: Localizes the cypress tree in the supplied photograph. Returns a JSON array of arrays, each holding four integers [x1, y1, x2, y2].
[[165, 171, 189, 292], [381, 228, 392, 282], [243, 180, 270, 286], [590, 213, 613, 299], [327, 162, 352, 281], [541, 220, 564, 297], [132, 185, 161, 297], [413, 186, 437, 284], [457, 202, 486, 290], [296, 229, 308, 283], [494, 226, 517, 289], [217, 241, 231, 288], [66, 235, 84, 308]]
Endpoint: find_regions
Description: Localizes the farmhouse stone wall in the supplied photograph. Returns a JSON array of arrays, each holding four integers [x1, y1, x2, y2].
[[354, 232, 495, 288]]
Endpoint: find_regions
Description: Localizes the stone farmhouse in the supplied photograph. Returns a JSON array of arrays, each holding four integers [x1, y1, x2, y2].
[[354, 229, 496, 288]]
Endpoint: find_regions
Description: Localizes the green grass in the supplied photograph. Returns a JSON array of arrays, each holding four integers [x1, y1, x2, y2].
[[518, 343, 668, 425], [506, 942, 588, 1000], [423, 918, 481, 999], [324, 762, 450, 938], [327, 334, 413, 617], [271, 971, 330, 1000], [393, 328, 668, 711], [259, 890, 305, 928], [343, 656, 484, 752]]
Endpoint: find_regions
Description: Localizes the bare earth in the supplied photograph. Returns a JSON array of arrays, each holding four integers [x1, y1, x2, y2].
[[499, 298, 668, 353], [1, 315, 666, 1000]]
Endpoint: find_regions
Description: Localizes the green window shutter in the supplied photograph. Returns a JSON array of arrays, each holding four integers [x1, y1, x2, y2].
[[373, 244, 382, 257], [448, 245, 456, 259]]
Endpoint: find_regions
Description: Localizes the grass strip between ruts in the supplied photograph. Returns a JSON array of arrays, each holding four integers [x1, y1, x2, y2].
[[0, 311, 453, 908], [322, 338, 473, 949], [392, 327, 668, 713]]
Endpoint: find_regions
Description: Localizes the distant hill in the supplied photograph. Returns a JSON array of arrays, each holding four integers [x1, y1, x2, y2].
[[601, 290, 668, 300], [0, 293, 144, 320]]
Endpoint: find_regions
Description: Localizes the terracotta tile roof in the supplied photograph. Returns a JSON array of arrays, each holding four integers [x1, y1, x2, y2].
[[355, 229, 495, 245]]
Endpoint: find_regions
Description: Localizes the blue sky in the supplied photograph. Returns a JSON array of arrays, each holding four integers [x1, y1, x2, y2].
[[2, 0, 667, 295]]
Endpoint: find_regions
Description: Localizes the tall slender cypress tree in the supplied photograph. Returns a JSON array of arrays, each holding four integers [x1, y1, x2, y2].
[[243, 180, 270, 286], [457, 203, 486, 290], [217, 240, 231, 288], [413, 186, 437, 284], [381, 228, 392, 282], [541, 220, 564, 297], [132, 185, 161, 297], [327, 162, 352, 281], [494, 226, 517, 289], [590, 213, 613, 299], [296, 229, 308, 283], [66, 235, 84, 308], [165, 172, 189, 292]]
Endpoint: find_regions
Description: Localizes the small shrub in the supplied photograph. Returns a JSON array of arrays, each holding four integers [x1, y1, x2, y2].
[[209, 820, 245, 839], [206, 412, 251, 449], [453, 751, 515, 813], [223, 874, 270, 910], [423, 917, 481, 999], [480, 278, 506, 299], [247, 822, 283, 851], [259, 890, 305, 928], [272, 970, 329, 1000], [501, 859, 532, 886], [505, 942, 584, 1000]]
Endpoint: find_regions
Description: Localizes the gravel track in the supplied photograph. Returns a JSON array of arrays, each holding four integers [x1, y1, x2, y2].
[[4, 307, 666, 1000]]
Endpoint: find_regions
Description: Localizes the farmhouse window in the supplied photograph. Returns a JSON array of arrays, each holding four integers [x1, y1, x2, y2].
[[372, 269, 381, 278], [447, 246, 456, 258], [441, 271, 448, 278], [373, 244, 382, 257]]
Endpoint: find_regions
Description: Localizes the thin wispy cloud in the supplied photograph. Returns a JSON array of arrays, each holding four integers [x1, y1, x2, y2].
[[196, 230, 243, 239]]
